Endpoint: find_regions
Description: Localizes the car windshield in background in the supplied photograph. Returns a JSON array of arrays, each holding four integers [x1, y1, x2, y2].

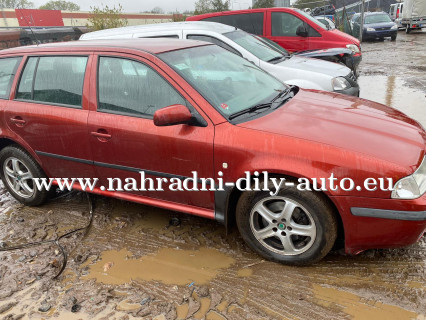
[[160, 45, 287, 120], [224, 30, 284, 62], [295, 9, 327, 30], [365, 14, 392, 24], [253, 35, 290, 57]]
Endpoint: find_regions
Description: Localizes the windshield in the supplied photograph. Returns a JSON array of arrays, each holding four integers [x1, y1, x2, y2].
[[365, 14, 392, 24], [224, 30, 284, 62], [295, 9, 327, 30], [160, 45, 287, 120], [253, 35, 290, 57]]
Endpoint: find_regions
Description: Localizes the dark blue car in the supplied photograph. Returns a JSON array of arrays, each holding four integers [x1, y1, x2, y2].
[[353, 12, 398, 41]]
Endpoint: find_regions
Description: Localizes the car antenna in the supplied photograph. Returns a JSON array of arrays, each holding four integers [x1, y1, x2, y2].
[[17, 7, 40, 46]]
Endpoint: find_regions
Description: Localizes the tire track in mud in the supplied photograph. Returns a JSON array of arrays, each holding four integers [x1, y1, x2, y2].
[[0, 187, 425, 319]]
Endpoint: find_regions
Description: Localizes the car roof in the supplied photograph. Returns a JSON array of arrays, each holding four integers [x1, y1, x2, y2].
[[81, 21, 236, 40], [187, 7, 299, 20], [0, 38, 210, 55]]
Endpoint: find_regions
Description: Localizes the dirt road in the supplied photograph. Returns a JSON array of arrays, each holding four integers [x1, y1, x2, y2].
[[0, 29, 425, 320]]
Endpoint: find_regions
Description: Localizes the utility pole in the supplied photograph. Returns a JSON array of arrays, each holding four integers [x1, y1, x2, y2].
[[359, 0, 365, 41]]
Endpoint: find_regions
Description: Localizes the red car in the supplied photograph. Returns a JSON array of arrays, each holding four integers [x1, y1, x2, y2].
[[187, 8, 362, 67], [0, 40, 424, 265]]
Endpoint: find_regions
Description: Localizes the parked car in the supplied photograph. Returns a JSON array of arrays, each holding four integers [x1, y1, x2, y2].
[[0, 40, 425, 265], [352, 12, 398, 41], [389, 2, 404, 29], [401, 0, 426, 33], [313, 16, 336, 29], [312, 4, 336, 16], [80, 22, 359, 96], [187, 8, 362, 67]]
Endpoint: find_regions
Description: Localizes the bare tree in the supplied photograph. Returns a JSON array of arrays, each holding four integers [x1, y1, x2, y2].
[[87, 3, 128, 31]]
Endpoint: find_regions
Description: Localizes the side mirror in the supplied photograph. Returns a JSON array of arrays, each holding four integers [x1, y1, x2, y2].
[[153, 104, 192, 126], [296, 25, 309, 37]]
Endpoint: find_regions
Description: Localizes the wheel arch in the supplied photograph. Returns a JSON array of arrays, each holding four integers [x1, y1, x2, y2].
[[221, 171, 345, 249], [0, 137, 44, 170]]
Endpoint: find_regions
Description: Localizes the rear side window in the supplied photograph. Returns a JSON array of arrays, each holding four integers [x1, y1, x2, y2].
[[97, 56, 185, 118], [16, 56, 88, 108], [0, 57, 21, 99], [203, 13, 264, 35], [187, 35, 241, 56]]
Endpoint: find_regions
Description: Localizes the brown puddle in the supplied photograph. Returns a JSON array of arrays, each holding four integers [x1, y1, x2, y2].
[[312, 284, 419, 320], [83, 247, 235, 285]]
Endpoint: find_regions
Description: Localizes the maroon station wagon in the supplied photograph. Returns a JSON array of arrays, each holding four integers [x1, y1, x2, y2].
[[0, 39, 425, 265]]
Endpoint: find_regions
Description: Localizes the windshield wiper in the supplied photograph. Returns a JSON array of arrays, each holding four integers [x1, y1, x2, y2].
[[229, 87, 295, 121], [229, 103, 273, 120], [267, 56, 285, 63], [272, 87, 292, 103]]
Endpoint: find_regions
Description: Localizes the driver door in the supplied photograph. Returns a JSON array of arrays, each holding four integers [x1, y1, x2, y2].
[[87, 53, 215, 209]]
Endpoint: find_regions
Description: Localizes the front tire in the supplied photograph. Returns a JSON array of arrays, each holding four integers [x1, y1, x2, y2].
[[0, 146, 49, 206], [391, 35, 397, 41], [236, 181, 337, 265]]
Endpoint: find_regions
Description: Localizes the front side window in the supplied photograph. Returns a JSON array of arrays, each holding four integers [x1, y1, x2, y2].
[[271, 12, 320, 37], [16, 56, 88, 107], [97, 57, 185, 118], [0, 57, 21, 99], [160, 45, 287, 119]]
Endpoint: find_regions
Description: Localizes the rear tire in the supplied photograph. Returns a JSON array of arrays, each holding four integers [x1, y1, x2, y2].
[[405, 26, 411, 34], [0, 145, 50, 206], [236, 180, 338, 265]]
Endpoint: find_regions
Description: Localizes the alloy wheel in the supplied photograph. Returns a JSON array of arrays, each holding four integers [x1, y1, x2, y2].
[[250, 196, 316, 256], [3, 157, 35, 198]]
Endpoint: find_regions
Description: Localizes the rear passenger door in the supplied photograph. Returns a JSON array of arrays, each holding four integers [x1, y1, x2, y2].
[[5, 54, 96, 179]]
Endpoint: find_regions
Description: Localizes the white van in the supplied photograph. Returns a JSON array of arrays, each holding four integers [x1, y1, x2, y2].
[[389, 2, 404, 29], [80, 21, 359, 96]]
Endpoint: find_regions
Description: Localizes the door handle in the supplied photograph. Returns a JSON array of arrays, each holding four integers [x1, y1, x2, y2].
[[10, 117, 26, 126], [91, 130, 112, 141]]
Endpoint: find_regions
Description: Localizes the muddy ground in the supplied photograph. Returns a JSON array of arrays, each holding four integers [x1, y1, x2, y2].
[[0, 30, 426, 320]]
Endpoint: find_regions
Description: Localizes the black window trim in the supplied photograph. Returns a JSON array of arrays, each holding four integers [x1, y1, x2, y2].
[[96, 55, 195, 121], [13, 54, 89, 109], [186, 34, 243, 57], [0, 56, 23, 101]]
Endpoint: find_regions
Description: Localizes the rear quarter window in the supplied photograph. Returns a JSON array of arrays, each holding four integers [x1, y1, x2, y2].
[[0, 57, 21, 99], [203, 13, 264, 35]]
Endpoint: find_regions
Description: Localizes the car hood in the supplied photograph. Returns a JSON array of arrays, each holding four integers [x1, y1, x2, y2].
[[276, 55, 350, 77], [329, 28, 360, 45], [295, 47, 353, 58], [364, 21, 396, 29], [237, 89, 425, 170]]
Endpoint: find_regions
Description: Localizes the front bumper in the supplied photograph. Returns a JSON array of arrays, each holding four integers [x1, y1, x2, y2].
[[364, 29, 397, 39], [331, 193, 426, 254]]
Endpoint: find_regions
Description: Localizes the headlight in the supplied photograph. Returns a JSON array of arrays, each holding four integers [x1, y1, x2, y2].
[[391, 24, 398, 29], [392, 156, 426, 199], [332, 77, 351, 91], [346, 44, 360, 53], [366, 27, 375, 31]]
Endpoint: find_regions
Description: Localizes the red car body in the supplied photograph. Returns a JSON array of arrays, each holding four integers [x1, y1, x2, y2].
[[187, 8, 362, 63], [0, 40, 424, 257]]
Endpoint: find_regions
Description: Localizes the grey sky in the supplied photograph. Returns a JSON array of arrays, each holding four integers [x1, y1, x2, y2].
[[31, 0, 253, 13]]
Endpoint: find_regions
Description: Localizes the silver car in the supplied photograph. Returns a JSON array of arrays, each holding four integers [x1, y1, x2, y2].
[[80, 21, 359, 96]]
